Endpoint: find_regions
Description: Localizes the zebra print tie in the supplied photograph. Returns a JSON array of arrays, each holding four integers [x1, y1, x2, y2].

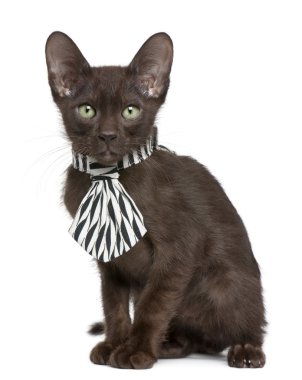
[[69, 136, 158, 262]]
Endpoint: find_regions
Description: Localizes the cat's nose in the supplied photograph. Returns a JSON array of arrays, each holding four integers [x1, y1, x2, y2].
[[98, 132, 117, 144]]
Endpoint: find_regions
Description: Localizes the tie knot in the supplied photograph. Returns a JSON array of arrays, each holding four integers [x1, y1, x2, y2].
[[91, 172, 120, 181]]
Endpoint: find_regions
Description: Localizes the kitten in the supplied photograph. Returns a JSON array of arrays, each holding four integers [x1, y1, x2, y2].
[[45, 31, 266, 369]]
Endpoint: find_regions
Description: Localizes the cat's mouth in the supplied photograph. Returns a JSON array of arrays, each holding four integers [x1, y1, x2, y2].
[[92, 149, 120, 166]]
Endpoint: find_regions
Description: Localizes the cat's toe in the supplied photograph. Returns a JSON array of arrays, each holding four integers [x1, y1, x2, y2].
[[90, 341, 114, 365], [228, 344, 265, 368], [109, 344, 156, 369]]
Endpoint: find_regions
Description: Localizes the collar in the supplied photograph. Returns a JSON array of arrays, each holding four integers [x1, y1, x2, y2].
[[72, 130, 158, 179]]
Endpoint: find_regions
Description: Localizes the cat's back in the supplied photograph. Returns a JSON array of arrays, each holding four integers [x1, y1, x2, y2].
[[119, 149, 246, 244], [138, 149, 240, 221]]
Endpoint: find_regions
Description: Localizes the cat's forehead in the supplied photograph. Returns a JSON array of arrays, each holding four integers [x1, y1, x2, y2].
[[92, 66, 130, 92], [80, 66, 137, 107], [95, 66, 125, 81]]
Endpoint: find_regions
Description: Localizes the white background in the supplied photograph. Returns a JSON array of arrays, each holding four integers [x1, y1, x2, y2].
[[0, 0, 301, 378]]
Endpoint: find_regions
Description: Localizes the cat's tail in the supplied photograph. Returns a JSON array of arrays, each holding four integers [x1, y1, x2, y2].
[[88, 322, 105, 335]]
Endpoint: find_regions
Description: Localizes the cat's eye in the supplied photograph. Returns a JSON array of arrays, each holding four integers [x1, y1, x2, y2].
[[122, 105, 141, 120], [77, 104, 96, 119]]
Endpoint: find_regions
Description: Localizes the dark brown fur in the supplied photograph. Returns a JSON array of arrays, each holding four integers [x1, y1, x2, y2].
[[46, 31, 266, 369]]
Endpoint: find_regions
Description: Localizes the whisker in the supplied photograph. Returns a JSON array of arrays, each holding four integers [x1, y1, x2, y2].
[[30, 145, 71, 169], [37, 150, 71, 196]]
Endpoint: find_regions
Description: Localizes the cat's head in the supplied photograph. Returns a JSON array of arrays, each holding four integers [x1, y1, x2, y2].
[[45, 32, 173, 165]]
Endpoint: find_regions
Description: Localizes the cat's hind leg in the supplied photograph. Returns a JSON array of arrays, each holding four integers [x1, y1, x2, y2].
[[159, 334, 194, 359], [228, 344, 265, 368], [159, 324, 225, 359]]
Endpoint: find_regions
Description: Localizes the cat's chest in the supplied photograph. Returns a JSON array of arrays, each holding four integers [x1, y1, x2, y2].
[[109, 236, 154, 287], [100, 236, 153, 288]]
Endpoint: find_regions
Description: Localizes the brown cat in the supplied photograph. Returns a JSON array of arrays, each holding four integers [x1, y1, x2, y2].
[[45, 31, 266, 369]]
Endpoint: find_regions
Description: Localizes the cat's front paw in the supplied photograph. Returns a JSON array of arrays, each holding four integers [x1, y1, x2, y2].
[[90, 341, 114, 365], [109, 343, 156, 369]]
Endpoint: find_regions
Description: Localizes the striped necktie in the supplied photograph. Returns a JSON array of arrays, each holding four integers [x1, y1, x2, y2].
[[69, 134, 158, 262]]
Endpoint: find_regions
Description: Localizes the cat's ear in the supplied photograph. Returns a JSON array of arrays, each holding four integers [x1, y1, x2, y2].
[[45, 31, 90, 98], [129, 33, 173, 98]]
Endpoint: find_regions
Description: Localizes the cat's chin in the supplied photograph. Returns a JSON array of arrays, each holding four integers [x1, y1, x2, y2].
[[93, 151, 120, 166]]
